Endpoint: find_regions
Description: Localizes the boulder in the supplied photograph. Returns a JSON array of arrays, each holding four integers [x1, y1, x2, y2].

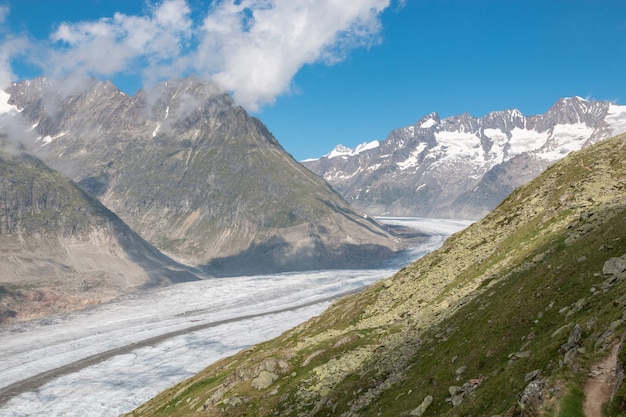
[[409, 395, 433, 416], [603, 255, 626, 277], [251, 370, 278, 390], [518, 379, 546, 409]]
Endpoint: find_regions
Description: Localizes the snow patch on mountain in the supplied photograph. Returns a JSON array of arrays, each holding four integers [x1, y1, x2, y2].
[[0, 90, 20, 114], [39, 131, 69, 145], [538, 123, 595, 162], [434, 130, 482, 160], [152, 122, 161, 138], [508, 127, 547, 155], [325, 140, 380, 159], [324, 166, 364, 182], [420, 117, 437, 129], [396, 142, 428, 171], [607, 103, 626, 133]]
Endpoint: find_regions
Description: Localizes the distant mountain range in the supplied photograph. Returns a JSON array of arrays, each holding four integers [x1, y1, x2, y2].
[[303, 96, 626, 219], [1, 77, 398, 278]]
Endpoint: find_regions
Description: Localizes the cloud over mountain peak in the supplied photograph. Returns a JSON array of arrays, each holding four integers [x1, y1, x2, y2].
[[1, 0, 395, 111]]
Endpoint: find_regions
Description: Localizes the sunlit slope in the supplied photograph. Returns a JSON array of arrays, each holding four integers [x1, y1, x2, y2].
[[126, 134, 626, 416]]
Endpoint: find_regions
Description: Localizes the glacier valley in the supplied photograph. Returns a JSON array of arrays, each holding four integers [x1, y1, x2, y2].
[[0, 218, 471, 417]]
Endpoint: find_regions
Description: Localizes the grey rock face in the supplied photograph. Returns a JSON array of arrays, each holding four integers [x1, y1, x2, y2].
[[518, 379, 546, 410], [4, 77, 397, 275], [251, 370, 278, 390], [603, 255, 626, 277], [303, 97, 626, 219]]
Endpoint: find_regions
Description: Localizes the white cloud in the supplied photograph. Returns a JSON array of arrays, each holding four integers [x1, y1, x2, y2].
[[0, 5, 9, 24], [48, 0, 193, 81], [0, 35, 30, 90], [0, 5, 12, 88], [197, 0, 391, 110], [3, 0, 394, 110]]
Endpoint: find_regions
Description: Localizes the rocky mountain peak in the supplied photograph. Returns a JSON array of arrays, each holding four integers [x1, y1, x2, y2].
[[4, 76, 399, 275], [137, 76, 233, 123], [416, 112, 440, 129], [439, 112, 481, 135], [303, 97, 626, 219], [538, 96, 610, 129], [482, 108, 526, 132]]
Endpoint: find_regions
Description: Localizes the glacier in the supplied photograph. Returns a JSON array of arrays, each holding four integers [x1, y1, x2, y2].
[[0, 218, 472, 417]]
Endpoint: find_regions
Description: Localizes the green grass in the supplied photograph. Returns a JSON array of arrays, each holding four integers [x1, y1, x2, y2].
[[557, 384, 585, 417]]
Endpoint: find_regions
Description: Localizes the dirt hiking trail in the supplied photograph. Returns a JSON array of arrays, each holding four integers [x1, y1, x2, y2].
[[583, 343, 619, 417]]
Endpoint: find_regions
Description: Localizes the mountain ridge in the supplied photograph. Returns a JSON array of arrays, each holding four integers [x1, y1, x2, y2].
[[0, 148, 200, 323], [3, 77, 400, 276], [303, 96, 626, 219]]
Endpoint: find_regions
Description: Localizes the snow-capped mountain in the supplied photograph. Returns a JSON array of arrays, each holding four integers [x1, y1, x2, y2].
[[302, 97, 626, 219]]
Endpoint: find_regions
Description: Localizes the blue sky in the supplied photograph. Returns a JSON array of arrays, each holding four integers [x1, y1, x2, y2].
[[1, 1, 625, 160]]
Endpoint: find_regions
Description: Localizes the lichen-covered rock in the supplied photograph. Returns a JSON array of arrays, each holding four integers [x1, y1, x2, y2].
[[518, 379, 546, 410], [603, 255, 626, 277], [221, 396, 244, 408], [251, 370, 278, 390]]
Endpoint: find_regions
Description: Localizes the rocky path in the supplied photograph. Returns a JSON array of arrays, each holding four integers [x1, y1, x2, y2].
[[583, 343, 618, 417]]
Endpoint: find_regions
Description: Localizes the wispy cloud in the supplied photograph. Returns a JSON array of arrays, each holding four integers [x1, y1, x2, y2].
[[0, 5, 14, 88], [0, 0, 393, 111], [49, 0, 193, 84], [0, 5, 8, 24]]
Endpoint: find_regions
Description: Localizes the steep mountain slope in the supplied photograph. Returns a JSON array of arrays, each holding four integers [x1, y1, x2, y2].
[[0, 148, 200, 323], [3, 77, 397, 275], [303, 97, 626, 219], [126, 133, 626, 417]]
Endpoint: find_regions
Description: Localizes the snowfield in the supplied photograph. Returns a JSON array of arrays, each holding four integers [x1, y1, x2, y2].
[[0, 218, 471, 417]]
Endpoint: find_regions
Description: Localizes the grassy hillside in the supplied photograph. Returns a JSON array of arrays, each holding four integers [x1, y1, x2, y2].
[[125, 134, 626, 417]]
